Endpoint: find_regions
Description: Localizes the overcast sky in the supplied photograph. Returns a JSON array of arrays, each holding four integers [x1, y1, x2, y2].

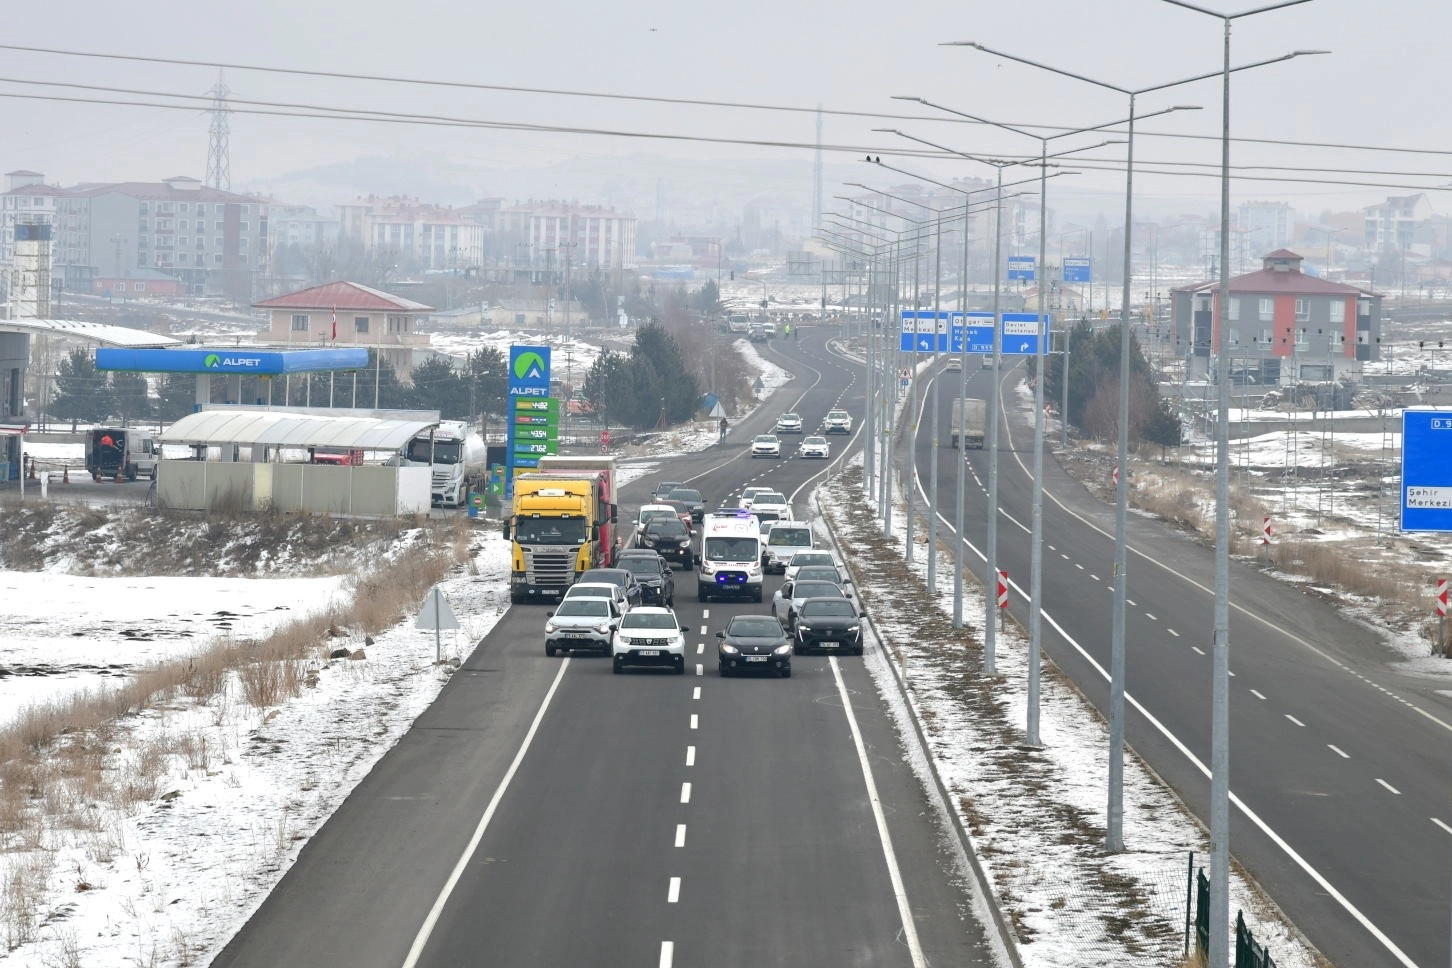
[[0, 0, 1446, 220]]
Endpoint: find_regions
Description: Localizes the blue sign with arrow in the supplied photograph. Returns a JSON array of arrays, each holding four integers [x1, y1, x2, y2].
[[1007, 256, 1036, 282], [1000, 312, 1047, 355], [1063, 258, 1092, 283], [1401, 409, 1452, 532]]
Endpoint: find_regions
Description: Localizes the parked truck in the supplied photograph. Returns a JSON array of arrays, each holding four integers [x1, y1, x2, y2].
[[505, 455, 618, 604], [402, 420, 486, 508], [950, 397, 986, 449], [86, 427, 160, 482]]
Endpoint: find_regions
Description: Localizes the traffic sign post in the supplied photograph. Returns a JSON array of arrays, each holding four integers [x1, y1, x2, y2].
[[1062, 258, 1092, 284], [996, 569, 1009, 631], [415, 584, 461, 663], [1399, 409, 1452, 532], [1436, 578, 1448, 655], [1007, 256, 1036, 281], [1261, 516, 1273, 561]]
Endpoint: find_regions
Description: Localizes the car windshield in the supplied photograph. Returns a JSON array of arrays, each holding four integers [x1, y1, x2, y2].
[[654, 482, 683, 495], [648, 519, 688, 537], [801, 600, 856, 619], [621, 612, 679, 629], [754, 435, 775, 443], [793, 582, 844, 600], [805, 437, 827, 445], [405, 438, 463, 463], [796, 567, 841, 583], [756, 493, 786, 505], [829, 411, 848, 419], [769, 527, 811, 547], [618, 558, 661, 577], [790, 553, 832, 568], [555, 600, 609, 617], [579, 572, 626, 588], [639, 508, 673, 523], [667, 489, 701, 503], [704, 536, 758, 562], [780, 413, 799, 421], [727, 617, 783, 637], [566, 586, 613, 600], [514, 517, 588, 544]]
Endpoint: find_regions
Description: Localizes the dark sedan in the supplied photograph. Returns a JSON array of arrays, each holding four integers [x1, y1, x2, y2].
[[716, 614, 793, 677], [577, 567, 643, 609], [793, 598, 864, 655], [666, 487, 706, 522], [616, 551, 676, 606], [636, 517, 694, 568]]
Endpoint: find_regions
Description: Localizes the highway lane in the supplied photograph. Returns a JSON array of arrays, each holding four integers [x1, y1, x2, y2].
[[212, 328, 994, 968], [912, 359, 1450, 967]]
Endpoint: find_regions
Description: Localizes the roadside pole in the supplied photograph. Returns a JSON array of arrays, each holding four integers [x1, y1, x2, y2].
[[927, 218, 944, 593]]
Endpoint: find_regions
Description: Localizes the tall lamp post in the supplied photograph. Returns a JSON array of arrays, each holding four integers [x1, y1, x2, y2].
[[950, 38, 1324, 855], [1153, 4, 1323, 964]]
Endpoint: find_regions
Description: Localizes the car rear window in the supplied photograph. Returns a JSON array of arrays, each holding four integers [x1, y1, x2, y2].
[[801, 600, 855, 618], [769, 527, 811, 546]]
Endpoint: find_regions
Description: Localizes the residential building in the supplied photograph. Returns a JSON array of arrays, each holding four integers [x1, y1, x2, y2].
[[498, 201, 637, 271], [337, 196, 483, 272], [0, 170, 268, 299], [268, 204, 340, 250], [91, 268, 183, 298], [1171, 249, 1381, 386], [1235, 201, 1293, 257], [253, 280, 432, 380], [1364, 193, 1435, 251]]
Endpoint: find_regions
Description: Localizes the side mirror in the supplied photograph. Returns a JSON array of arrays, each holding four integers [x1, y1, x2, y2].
[[546, 611, 555, 618], [715, 631, 724, 638], [680, 625, 691, 632], [502, 521, 511, 539], [858, 609, 866, 618]]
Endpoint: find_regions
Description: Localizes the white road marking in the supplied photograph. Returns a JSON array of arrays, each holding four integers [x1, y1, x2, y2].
[[1127, 599, 1137, 607], [696, 663, 703, 676], [1075, 563, 1084, 570], [1061, 553, 1069, 560], [1228, 670, 1236, 678], [668, 877, 681, 903], [1251, 689, 1267, 700], [701, 609, 710, 619], [1168, 629, 1180, 637], [697, 643, 703, 654], [1192, 646, 1206, 656], [700, 625, 708, 634], [690, 714, 698, 730], [1376, 778, 1401, 795], [401, 657, 572, 968], [686, 746, 695, 767], [1328, 745, 1349, 759], [1090, 574, 1101, 582], [680, 782, 692, 804], [1433, 818, 1452, 836], [828, 656, 927, 968], [675, 824, 687, 847], [1286, 714, 1306, 728], [692, 686, 701, 700], [1145, 613, 1157, 621], [659, 941, 674, 968]]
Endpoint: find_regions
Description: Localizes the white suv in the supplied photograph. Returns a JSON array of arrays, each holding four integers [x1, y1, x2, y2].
[[775, 412, 803, 434], [751, 434, 781, 458], [612, 606, 690, 674], [824, 410, 852, 434]]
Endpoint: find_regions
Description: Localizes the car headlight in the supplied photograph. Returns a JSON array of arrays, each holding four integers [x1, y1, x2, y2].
[[847, 624, 860, 633], [796, 623, 812, 632], [720, 643, 740, 654], [545, 623, 558, 633], [617, 635, 633, 646], [773, 644, 793, 655], [747, 564, 761, 576], [596, 624, 612, 634]]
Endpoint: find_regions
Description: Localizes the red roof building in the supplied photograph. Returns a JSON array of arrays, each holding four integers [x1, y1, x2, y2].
[[254, 281, 433, 380], [1171, 250, 1381, 386]]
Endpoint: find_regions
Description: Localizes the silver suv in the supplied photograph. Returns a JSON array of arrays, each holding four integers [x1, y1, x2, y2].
[[823, 410, 852, 434], [544, 597, 622, 657]]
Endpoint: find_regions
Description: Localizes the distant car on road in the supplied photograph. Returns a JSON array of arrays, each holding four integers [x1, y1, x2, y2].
[[577, 568, 644, 609], [616, 550, 676, 606], [716, 614, 793, 677], [772, 579, 850, 631], [543, 597, 622, 657], [784, 550, 841, 583], [799, 436, 830, 459], [666, 487, 706, 522], [562, 581, 631, 615], [793, 598, 864, 655], [751, 434, 781, 458], [612, 606, 690, 675], [749, 491, 790, 522], [823, 410, 853, 434], [652, 481, 686, 502], [637, 517, 694, 568], [775, 412, 803, 434], [739, 486, 769, 509]]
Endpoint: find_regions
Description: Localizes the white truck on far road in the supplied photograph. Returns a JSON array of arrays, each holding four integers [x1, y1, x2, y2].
[[403, 420, 486, 507], [950, 398, 986, 449]]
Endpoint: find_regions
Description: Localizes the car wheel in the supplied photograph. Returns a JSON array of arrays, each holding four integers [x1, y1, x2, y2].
[[719, 662, 731, 678], [780, 665, 792, 678], [612, 657, 624, 674], [600, 642, 611, 656], [751, 589, 762, 604], [545, 643, 557, 657], [674, 658, 685, 675]]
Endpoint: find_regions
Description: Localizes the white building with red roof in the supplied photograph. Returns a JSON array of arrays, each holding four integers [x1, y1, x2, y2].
[[1170, 249, 1381, 386], [254, 281, 433, 379]]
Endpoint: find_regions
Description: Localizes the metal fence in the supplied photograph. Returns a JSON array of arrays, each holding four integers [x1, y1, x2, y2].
[[1194, 869, 1277, 968]]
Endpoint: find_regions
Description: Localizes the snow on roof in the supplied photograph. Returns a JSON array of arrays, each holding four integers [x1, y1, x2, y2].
[[158, 409, 438, 451], [0, 318, 180, 347], [253, 281, 433, 313]]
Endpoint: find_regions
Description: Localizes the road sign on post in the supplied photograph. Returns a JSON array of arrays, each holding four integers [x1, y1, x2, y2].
[[1401, 410, 1452, 532], [1063, 258, 1092, 283], [1000, 313, 1047, 356], [415, 584, 461, 663], [1007, 256, 1036, 281], [1261, 517, 1272, 545], [1438, 578, 1449, 656]]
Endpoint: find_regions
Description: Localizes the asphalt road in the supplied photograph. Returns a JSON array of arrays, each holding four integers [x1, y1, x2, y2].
[[211, 329, 996, 968], [914, 358, 1451, 968]]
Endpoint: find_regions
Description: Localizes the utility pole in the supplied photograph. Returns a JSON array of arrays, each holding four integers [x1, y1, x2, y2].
[[205, 71, 231, 191]]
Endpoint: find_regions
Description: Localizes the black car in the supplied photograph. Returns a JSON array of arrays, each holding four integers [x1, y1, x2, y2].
[[717, 614, 793, 677], [637, 517, 694, 568], [577, 567, 643, 609], [666, 487, 706, 522], [652, 481, 686, 502], [793, 598, 864, 655], [616, 551, 676, 606]]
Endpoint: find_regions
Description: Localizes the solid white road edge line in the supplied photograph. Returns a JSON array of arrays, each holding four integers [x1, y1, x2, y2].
[[400, 656, 572, 968], [828, 655, 927, 968]]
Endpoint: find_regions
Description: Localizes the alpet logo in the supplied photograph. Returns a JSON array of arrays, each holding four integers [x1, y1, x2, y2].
[[203, 353, 222, 369], [513, 351, 547, 381]]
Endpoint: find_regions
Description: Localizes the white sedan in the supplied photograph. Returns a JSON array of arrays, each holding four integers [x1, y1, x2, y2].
[[751, 434, 781, 458], [799, 436, 830, 459]]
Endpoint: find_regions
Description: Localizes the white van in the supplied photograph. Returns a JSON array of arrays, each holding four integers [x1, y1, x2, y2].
[[697, 512, 765, 602], [763, 523, 814, 574]]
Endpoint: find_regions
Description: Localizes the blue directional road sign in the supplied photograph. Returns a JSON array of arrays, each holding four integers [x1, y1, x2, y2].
[[1063, 258, 1092, 283], [899, 310, 951, 352], [949, 312, 995, 354], [1007, 256, 1036, 281], [1400, 409, 1452, 532], [1000, 313, 1048, 356]]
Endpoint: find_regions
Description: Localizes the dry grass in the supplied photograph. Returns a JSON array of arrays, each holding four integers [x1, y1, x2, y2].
[[0, 515, 473, 949]]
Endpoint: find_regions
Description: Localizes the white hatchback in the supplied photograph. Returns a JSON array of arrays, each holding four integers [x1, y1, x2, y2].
[[612, 606, 690, 674], [749, 490, 789, 520]]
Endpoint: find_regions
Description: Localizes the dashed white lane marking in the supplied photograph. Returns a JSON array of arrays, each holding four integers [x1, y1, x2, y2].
[[680, 782, 692, 804], [667, 877, 682, 903], [692, 686, 701, 700], [675, 824, 687, 847], [1433, 818, 1452, 836], [701, 609, 710, 619], [1061, 553, 1070, 560], [1376, 778, 1401, 795], [659, 941, 674, 968], [1075, 563, 1084, 570], [700, 625, 708, 634], [690, 714, 698, 730], [1192, 646, 1206, 656], [696, 663, 703, 676], [1146, 613, 1158, 621], [1329, 744, 1349, 759], [1127, 598, 1137, 607], [1168, 629, 1180, 638], [1089, 574, 1101, 582], [1048, 544, 1057, 551], [1251, 689, 1267, 700], [697, 643, 704, 654], [686, 746, 695, 766], [1286, 714, 1306, 728]]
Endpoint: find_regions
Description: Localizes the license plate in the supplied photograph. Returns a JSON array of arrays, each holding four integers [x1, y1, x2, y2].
[[744, 655, 768, 663], [638, 649, 660, 656], [818, 641, 839, 648], [565, 631, 588, 637]]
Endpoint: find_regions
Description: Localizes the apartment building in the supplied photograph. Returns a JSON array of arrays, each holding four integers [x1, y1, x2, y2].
[[337, 196, 483, 272], [498, 201, 637, 271]]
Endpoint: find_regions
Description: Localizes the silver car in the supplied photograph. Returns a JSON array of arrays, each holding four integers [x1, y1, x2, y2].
[[544, 596, 622, 657]]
